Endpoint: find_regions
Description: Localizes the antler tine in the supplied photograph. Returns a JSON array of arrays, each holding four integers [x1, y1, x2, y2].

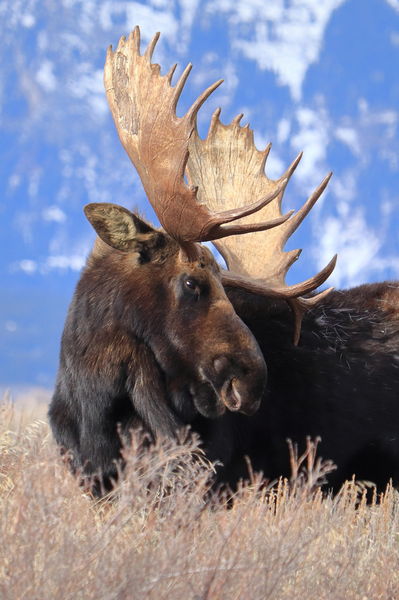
[[221, 254, 337, 299], [144, 31, 160, 60], [208, 107, 222, 137], [172, 63, 193, 111], [232, 113, 244, 125], [259, 143, 272, 175], [283, 254, 337, 297], [207, 179, 288, 228], [280, 172, 333, 244], [289, 286, 335, 345], [129, 26, 140, 52], [186, 78, 224, 125], [281, 151, 303, 183], [166, 63, 177, 83], [217, 211, 294, 238]]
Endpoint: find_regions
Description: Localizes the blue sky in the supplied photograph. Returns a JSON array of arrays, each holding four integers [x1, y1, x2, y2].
[[1, 0, 399, 390]]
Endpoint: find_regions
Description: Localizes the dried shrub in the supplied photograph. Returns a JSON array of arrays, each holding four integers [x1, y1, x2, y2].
[[1, 398, 399, 600]]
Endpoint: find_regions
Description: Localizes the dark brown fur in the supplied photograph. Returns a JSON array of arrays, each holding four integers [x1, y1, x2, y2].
[[49, 210, 266, 494], [206, 281, 399, 492]]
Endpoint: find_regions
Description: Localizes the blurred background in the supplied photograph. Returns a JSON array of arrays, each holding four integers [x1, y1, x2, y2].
[[1, 0, 399, 398]]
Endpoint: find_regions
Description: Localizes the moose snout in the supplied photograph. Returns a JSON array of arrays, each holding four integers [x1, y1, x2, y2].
[[212, 353, 266, 416]]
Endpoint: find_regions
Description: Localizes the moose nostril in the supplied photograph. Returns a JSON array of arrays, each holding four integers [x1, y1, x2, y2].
[[213, 356, 229, 375], [220, 378, 242, 412]]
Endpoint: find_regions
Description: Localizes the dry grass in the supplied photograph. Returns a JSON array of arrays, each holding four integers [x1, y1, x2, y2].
[[1, 398, 399, 600]]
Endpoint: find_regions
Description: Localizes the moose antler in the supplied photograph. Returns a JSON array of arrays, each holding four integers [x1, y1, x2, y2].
[[186, 111, 337, 343], [104, 27, 336, 343], [104, 27, 292, 258]]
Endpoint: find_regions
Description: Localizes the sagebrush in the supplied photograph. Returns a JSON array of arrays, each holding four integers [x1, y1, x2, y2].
[[1, 399, 399, 600]]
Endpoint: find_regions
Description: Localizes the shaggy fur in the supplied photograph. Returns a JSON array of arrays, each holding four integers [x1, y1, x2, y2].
[[49, 208, 399, 493], [203, 282, 399, 491], [49, 212, 266, 495]]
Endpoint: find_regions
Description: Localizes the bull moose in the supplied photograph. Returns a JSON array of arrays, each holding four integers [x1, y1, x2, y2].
[[49, 27, 399, 495]]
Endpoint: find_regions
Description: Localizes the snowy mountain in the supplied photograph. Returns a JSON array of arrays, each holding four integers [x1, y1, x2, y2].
[[1, 0, 399, 388]]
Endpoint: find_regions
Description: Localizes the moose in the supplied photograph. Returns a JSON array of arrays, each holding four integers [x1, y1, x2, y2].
[[49, 28, 399, 496]]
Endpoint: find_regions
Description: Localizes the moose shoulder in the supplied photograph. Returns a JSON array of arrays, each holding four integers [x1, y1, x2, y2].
[[49, 27, 399, 495]]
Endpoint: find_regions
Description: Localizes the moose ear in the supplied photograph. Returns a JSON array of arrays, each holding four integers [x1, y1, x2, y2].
[[84, 203, 154, 251]]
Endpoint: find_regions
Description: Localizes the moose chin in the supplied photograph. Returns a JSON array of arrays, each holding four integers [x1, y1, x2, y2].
[[49, 27, 399, 497]]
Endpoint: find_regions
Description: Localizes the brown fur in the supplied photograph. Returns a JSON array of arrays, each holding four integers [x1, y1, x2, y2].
[[49, 207, 267, 495]]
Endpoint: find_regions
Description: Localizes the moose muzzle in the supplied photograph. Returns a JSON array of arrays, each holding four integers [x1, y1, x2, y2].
[[212, 352, 266, 416]]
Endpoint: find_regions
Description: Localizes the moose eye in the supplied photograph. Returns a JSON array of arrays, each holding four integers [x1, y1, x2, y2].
[[184, 277, 200, 297]]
